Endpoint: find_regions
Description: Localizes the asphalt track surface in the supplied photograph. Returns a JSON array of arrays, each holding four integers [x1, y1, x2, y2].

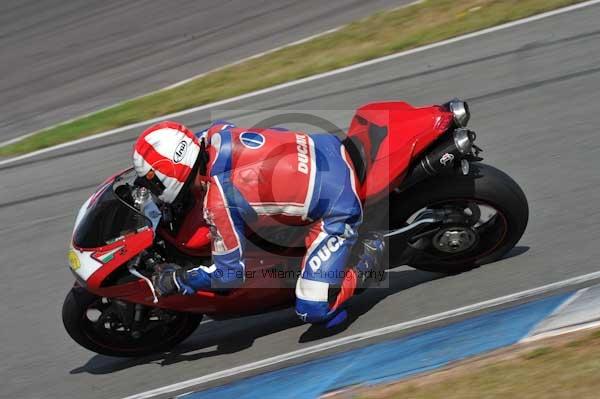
[[0, 0, 409, 142], [2, 4, 600, 399]]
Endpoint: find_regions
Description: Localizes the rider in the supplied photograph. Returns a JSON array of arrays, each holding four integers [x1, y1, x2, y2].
[[133, 120, 384, 327]]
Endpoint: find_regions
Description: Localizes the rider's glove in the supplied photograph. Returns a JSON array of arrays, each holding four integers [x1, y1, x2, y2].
[[152, 264, 196, 296]]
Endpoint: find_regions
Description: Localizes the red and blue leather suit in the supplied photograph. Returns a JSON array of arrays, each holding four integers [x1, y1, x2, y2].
[[180, 121, 363, 324]]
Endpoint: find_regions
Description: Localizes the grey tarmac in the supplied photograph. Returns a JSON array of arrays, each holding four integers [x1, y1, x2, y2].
[[0, 0, 409, 142], [1, 3, 600, 399]]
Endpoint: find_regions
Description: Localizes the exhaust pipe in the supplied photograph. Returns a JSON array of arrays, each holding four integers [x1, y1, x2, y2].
[[397, 128, 477, 191]]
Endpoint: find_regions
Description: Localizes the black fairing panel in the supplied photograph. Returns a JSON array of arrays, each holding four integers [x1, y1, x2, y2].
[[368, 124, 388, 160], [342, 136, 367, 184]]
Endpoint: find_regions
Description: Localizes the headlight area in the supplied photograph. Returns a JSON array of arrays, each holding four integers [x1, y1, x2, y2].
[[68, 249, 88, 287]]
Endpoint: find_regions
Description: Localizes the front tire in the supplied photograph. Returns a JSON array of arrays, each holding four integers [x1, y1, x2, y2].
[[62, 287, 202, 357], [389, 163, 528, 274]]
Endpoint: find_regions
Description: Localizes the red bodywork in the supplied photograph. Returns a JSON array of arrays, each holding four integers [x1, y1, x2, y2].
[[73, 102, 453, 318], [347, 102, 453, 199]]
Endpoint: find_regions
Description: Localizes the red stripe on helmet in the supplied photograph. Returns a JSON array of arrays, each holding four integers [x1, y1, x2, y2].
[[139, 121, 198, 144], [135, 138, 192, 182]]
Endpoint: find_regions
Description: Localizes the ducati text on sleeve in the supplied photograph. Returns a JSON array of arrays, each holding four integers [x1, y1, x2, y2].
[[296, 134, 309, 175]]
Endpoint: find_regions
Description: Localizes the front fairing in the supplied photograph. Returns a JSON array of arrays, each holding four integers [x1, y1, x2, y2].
[[68, 169, 159, 289], [65, 171, 299, 314]]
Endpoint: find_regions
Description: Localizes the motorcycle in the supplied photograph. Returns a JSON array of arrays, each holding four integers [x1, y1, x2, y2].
[[62, 99, 528, 357]]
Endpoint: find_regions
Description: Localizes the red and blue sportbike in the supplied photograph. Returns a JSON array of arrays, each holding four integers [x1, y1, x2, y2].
[[62, 99, 528, 357]]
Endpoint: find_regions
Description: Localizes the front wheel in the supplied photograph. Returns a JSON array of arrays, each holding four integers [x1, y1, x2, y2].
[[62, 287, 202, 357], [389, 163, 529, 274]]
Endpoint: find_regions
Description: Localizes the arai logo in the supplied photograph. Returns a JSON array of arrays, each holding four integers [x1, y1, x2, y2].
[[173, 140, 188, 163]]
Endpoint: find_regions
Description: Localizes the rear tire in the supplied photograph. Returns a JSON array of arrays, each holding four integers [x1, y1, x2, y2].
[[389, 163, 528, 274], [62, 287, 202, 357]]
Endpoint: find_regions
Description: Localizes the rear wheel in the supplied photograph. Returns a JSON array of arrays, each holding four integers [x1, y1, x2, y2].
[[62, 287, 202, 357], [389, 163, 528, 274]]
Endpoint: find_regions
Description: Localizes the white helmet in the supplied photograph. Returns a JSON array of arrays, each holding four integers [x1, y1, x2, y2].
[[132, 121, 201, 203]]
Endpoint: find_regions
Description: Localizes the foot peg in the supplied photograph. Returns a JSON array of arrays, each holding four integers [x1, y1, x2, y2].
[[356, 232, 386, 287]]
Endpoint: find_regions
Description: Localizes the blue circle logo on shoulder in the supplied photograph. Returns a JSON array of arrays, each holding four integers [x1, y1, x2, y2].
[[240, 131, 265, 149]]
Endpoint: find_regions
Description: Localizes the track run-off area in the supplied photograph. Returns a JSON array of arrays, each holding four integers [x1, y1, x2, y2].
[[1, 2, 600, 398]]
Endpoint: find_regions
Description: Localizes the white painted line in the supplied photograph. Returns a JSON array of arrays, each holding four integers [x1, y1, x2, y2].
[[549, 286, 589, 316], [0, 0, 426, 151], [2, 0, 600, 168], [161, 26, 344, 92], [0, 25, 344, 151], [521, 319, 600, 343], [520, 287, 586, 340], [0, 129, 43, 147], [121, 269, 600, 399]]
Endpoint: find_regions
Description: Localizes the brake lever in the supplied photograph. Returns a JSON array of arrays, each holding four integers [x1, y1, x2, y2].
[[127, 255, 159, 303]]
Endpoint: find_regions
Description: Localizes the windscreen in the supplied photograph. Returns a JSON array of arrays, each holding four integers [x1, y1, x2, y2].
[[73, 181, 151, 248]]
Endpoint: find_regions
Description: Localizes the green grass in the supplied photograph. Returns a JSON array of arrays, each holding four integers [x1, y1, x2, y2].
[[522, 346, 553, 360], [0, 0, 586, 156], [360, 329, 600, 399]]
